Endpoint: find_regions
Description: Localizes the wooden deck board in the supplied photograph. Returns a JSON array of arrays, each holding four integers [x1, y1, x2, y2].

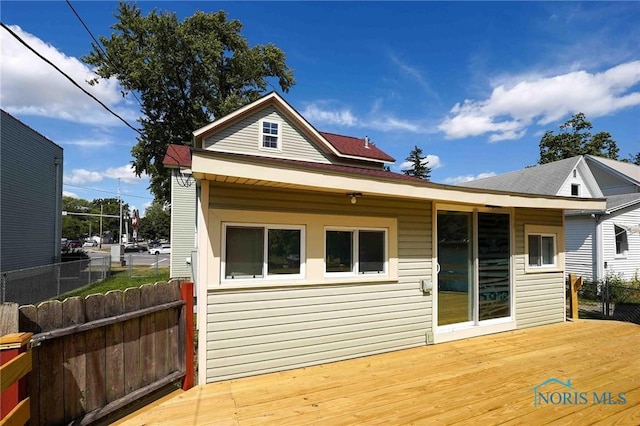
[[118, 320, 640, 425]]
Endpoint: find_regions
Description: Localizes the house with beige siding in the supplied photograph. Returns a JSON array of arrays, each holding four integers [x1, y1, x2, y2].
[[164, 92, 605, 384], [462, 155, 640, 283]]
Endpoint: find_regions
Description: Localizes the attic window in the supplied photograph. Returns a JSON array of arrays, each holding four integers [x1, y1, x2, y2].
[[573, 169, 577, 178], [260, 120, 281, 150], [571, 184, 580, 196]]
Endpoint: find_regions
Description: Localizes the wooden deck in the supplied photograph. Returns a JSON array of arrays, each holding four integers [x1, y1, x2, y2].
[[116, 320, 640, 425]]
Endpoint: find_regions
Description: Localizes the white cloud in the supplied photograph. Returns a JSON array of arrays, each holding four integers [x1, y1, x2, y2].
[[399, 154, 442, 171], [104, 164, 142, 183], [64, 164, 143, 185], [63, 191, 79, 198], [62, 138, 114, 148], [0, 25, 138, 126], [443, 172, 497, 185], [65, 169, 103, 185], [303, 102, 428, 134], [302, 104, 357, 126], [438, 61, 640, 141]]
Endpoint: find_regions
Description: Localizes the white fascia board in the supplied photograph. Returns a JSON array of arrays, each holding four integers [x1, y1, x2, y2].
[[192, 153, 607, 211]]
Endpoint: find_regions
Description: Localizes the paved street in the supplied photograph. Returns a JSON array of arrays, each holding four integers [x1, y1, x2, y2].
[[86, 248, 170, 267]]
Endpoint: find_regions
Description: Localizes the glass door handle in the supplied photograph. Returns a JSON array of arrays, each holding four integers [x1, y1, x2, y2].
[[436, 262, 441, 274]]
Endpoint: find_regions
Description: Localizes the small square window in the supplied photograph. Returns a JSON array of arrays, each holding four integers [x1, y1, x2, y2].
[[260, 120, 280, 150], [571, 184, 579, 196], [527, 234, 556, 267]]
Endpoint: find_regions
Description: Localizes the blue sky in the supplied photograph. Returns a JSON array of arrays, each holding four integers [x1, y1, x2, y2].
[[2, 1, 639, 214]]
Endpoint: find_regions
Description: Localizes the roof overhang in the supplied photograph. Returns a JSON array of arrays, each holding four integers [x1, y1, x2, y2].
[[192, 150, 607, 211]]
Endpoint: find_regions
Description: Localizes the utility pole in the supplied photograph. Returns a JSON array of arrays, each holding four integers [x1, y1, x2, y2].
[[99, 204, 103, 248]]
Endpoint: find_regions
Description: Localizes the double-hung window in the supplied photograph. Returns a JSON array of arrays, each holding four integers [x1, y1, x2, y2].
[[260, 120, 280, 150], [223, 224, 304, 280], [325, 228, 387, 276]]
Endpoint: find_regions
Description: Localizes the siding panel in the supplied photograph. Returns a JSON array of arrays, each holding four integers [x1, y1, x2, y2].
[[515, 208, 567, 328], [602, 207, 640, 280], [1, 111, 63, 272], [205, 183, 432, 382], [565, 215, 596, 281], [203, 106, 331, 164], [169, 171, 196, 278]]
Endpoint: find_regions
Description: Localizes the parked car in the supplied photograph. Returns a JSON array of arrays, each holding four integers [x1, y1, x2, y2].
[[150, 244, 171, 255], [124, 243, 148, 253], [83, 240, 97, 247]]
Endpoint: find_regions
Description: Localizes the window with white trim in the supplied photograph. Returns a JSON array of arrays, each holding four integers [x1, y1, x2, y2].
[[528, 234, 556, 267], [525, 225, 563, 273], [260, 120, 280, 150], [223, 224, 304, 280], [571, 184, 580, 196], [615, 225, 628, 256], [325, 228, 387, 275]]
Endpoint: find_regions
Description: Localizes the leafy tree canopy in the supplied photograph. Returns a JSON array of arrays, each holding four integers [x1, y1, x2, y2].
[[538, 113, 619, 164], [84, 2, 296, 203], [138, 201, 171, 241], [621, 152, 640, 165], [62, 197, 130, 240], [402, 145, 431, 180]]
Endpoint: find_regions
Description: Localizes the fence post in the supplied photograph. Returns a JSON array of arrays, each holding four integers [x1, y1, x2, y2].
[[569, 273, 583, 320], [1, 332, 33, 424], [180, 282, 194, 391]]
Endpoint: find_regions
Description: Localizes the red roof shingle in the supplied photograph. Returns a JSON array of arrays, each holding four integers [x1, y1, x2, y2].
[[319, 132, 395, 162], [163, 144, 192, 168]]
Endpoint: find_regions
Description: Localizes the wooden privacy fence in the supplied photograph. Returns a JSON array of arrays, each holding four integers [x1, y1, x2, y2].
[[8, 280, 194, 426], [1, 332, 33, 426]]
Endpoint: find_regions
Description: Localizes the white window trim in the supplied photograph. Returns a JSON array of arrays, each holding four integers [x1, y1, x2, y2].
[[221, 222, 305, 282], [324, 227, 389, 278], [258, 119, 282, 152], [614, 225, 628, 258], [524, 225, 564, 273]]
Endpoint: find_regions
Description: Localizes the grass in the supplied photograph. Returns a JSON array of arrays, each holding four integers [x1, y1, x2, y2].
[[55, 266, 170, 300]]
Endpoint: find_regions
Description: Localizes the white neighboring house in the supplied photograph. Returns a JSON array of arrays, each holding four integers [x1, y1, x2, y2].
[[461, 155, 640, 283]]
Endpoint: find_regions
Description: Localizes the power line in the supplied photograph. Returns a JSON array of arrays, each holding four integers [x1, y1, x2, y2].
[[64, 0, 143, 108], [0, 22, 143, 136], [64, 183, 154, 200]]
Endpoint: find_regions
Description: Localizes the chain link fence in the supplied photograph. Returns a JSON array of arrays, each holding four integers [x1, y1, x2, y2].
[[118, 252, 168, 279], [575, 278, 640, 325], [1, 256, 111, 305]]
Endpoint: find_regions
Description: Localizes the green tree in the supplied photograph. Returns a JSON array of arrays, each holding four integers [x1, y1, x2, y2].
[[621, 152, 640, 165], [538, 113, 619, 164], [62, 196, 95, 239], [138, 202, 171, 241], [91, 198, 130, 242], [402, 145, 431, 180], [84, 2, 295, 204]]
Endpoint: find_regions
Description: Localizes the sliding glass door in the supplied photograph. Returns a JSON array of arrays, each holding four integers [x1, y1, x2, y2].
[[437, 211, 473, 326], [437, 209, 511, 329]]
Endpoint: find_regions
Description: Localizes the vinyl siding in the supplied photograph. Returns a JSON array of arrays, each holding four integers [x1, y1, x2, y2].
[[205, 183, 432, 382], [1, 111, 63, 272], [170, 171, 196, 278], [565, 215, 596, 281], [203, 106, 332, 164], [601, 206, 640, 280], [557, 167, 597, 198], [515, 209, 566, 328]]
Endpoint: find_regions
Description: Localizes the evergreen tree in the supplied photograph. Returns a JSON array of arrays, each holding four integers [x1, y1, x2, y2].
[[402, 145, 431, 180]]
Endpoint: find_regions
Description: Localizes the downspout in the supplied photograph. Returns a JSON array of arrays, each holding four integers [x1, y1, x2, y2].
[[54, 156, 62, 263], [593, 213, 605, 283]]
